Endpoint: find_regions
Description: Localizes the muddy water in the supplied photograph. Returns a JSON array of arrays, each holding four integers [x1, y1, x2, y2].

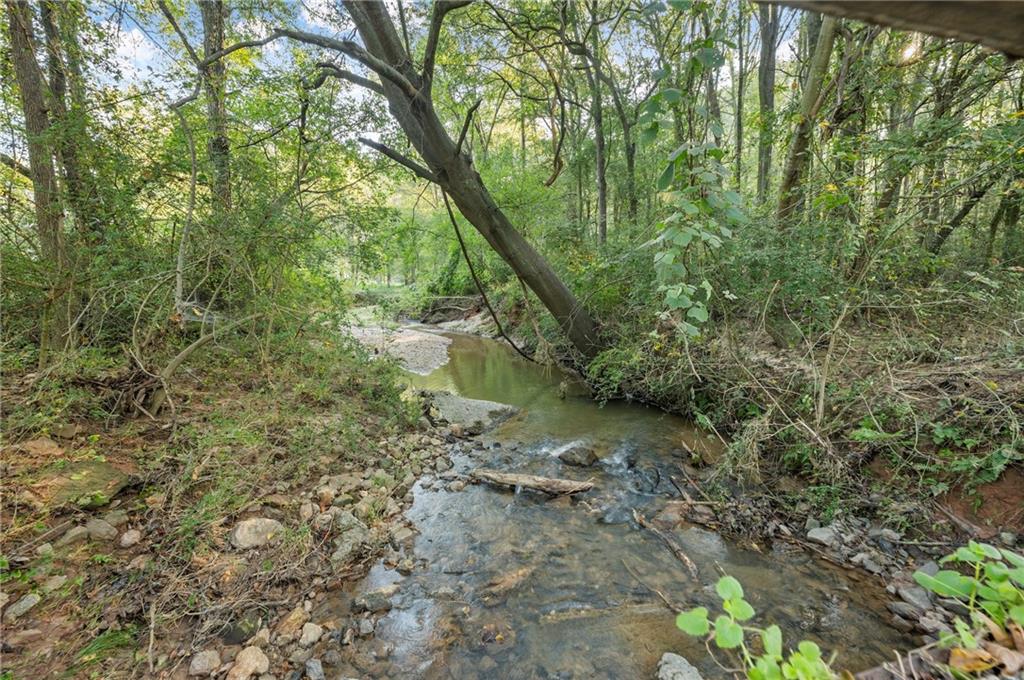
[[350, 331, 909, 679]]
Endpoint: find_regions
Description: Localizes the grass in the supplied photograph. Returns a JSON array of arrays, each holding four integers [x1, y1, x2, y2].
[[0, 322, 420, 678]]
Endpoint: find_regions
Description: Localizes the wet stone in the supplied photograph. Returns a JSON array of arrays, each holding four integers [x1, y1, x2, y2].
[[558, 445, 598, 467], [354, 587, 394, 613]]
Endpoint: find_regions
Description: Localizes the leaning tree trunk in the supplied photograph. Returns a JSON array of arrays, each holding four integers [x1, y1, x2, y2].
[[342, 1, 601, 358], [776, 15, 837, 223], [8, 0, 72, 366]]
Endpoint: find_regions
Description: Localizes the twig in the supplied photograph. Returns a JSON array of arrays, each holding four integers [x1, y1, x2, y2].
[[633, 509, 699, 579], [621, 558, 679, 610], [442, 191, 535, 363]]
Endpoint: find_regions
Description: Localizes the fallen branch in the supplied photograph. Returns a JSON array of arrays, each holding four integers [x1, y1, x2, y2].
[[633, 509, 699, 579], [470, 468, 593, 495]]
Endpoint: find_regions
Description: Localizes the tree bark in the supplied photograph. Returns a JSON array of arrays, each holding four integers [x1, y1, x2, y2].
[[583, 0, 608, 243], [200, 0, 232, 216], [735, 5, 747, 187], [8, 0, 72, 365], [341, 1, 601, 358], [776, 15, 837, 223], [756, 3, 779, 204]]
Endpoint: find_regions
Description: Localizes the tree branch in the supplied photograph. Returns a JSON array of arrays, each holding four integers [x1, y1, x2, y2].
[[201, 27, 419, 98], [1, 152, 32, 179], [314, 61, 384, 94], [357, 137, 438, 183], [455, 99, 482, 157], [422, 0, 473, 87]]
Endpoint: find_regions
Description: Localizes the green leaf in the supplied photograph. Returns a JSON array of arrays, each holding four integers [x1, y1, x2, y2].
[[1009, 604, 1024, 626], [716, 575, 744, 600], [724, 597, 755, 621], [667, 0, 692, 10], [762, 624, 783, 659], [797, 640, 822, 662], [687, 304, 709, 323], [661, 88, 683, 104], [676, 607, 710, 636], [657, 163, 675, 191], [913, 570, 974, 599], [714, 615, 743, 649]]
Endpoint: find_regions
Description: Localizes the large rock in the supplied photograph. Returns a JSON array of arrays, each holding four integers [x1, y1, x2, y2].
[[33, 460, 129, 509], [426, 391, 517, 434], [229, 518, 284, 550], [658, 653, 703, 680], [558, 445, 598, 467], [226, 646, 269, 680]]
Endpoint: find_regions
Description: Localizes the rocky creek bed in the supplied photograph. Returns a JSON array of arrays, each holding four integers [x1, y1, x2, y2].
[[2, 322, 1017, 679]]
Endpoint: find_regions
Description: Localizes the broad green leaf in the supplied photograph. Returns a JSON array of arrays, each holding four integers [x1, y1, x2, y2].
[[676, 607, 710, 636], [762, 624, 783, 659], [657, 163, 675, 191], [1009, 604, 1024, 626], [687, 305, 709, 323], [913, 569, 974, 599], [716, 575, 744, 600], [797, 641, 822, 662], [724, 597, 755, 621], [713, 615, 743, 649]]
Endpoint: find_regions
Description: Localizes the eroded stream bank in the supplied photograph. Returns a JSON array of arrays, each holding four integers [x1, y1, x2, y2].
[[333, 327, 913, 678]]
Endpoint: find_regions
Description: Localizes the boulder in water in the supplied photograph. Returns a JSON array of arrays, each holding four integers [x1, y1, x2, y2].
[[558, 445, 598, 467]]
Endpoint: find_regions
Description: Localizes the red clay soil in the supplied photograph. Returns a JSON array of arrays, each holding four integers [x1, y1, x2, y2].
[[939, 466, 1024, 538]]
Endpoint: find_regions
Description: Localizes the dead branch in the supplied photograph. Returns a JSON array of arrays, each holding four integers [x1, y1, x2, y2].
[[471, 469, 594, 495], [633, 509, 699, 579]]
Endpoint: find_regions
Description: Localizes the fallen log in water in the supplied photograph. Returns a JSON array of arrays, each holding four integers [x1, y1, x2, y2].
[[470, 469, 594, 495]]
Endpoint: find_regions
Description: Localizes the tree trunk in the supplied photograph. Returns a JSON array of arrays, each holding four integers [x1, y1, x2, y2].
[[587, 1, 608, 244], [200, 0, 232, 216], [343, 1, 601, 358], [39, 0, 95, 242], [735, 5, 747, 187], [756, 3, 779, 204], [927, 182, 994, 255], [8, 0, 72, 365], [776, 15, 838, 223]]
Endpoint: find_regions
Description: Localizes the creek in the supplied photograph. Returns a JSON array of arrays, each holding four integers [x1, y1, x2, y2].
[[345, 329, 910, 678]]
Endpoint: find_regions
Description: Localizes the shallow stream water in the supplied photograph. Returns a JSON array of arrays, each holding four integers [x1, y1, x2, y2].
[[345, 330, 910, 678]]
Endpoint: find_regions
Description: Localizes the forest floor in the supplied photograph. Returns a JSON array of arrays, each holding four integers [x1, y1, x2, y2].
[[0, 330, 465, 679]]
